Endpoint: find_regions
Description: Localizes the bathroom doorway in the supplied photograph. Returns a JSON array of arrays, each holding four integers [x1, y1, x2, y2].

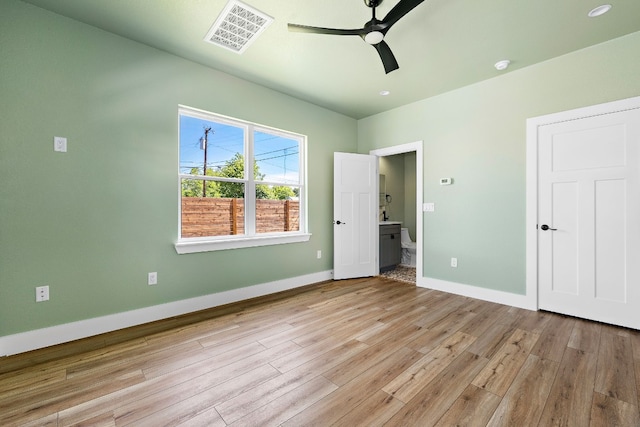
[[370, 141, 423, 285]]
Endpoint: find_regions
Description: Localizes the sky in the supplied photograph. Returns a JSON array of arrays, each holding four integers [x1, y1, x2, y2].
[[179, 115, 300, 185]]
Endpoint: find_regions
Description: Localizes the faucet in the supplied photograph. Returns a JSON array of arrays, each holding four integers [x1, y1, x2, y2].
[[382, 210, 389, 221]]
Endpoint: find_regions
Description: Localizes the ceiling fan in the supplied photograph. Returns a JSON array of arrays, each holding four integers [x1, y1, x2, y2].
[[288, 0, 425, 74]]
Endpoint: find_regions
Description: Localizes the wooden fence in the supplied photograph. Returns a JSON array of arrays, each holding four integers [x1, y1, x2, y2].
[[181, 197, 299, 238]]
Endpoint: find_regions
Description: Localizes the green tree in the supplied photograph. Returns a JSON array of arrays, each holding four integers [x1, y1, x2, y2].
[[181, 168, 221, 197], [214, 153, 259, 198], [270, 185, 296, 200], [182, 153, 297, 200]]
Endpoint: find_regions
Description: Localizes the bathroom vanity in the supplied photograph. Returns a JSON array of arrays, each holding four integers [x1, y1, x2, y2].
[[379, 222, 401, 272]]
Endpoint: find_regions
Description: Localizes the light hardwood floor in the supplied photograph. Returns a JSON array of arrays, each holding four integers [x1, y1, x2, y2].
[[1, 277, 639, 426]]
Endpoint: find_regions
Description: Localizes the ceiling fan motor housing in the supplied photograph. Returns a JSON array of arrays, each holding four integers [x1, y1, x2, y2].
[[364, 0, 383, 7]]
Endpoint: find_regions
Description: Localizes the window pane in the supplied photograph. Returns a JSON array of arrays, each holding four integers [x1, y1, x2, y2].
[[254, 130, 300, 184], [180, 115, 245, 178], [255, 185, 300, 233], [181, 179, 245, 238]]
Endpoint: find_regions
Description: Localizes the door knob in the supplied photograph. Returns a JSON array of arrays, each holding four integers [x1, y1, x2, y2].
[[540, 224, 557, 231], [334, 220, 346, 225]]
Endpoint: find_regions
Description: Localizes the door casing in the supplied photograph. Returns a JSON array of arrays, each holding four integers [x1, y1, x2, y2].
[[370, 141, 423, 285]]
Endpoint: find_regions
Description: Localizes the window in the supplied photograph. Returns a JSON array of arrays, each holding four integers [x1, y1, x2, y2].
[[175, 106, 309, 254]]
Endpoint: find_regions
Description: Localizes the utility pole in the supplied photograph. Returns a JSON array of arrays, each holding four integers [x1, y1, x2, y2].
[[283, 147, 288, 180], [200, 126, 212, 196]]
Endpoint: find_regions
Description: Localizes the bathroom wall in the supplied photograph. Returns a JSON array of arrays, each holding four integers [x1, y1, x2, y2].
[[379, 152, 417, 241], [403, 152, 417, 241], [379, 155, 405, 223]]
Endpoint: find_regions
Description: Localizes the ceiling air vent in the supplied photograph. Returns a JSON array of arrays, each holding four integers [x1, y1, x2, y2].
[[204, 0, 273, 54]]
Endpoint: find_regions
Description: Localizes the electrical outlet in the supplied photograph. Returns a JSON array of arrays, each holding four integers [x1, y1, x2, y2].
[[148, 272, 158, 285], [36, 286, 50, 302], [451, 257, 458, 268], [317, 250, 322, 259]]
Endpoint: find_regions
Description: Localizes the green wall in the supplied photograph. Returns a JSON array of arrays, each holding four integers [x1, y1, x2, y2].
[[3, 0, 640, 340], [358, 31, 640, 294], [0, 1, 357, 337]]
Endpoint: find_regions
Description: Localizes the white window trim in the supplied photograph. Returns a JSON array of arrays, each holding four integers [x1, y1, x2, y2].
[[175, 233, 312, 254], [175, 105, 310, 254]]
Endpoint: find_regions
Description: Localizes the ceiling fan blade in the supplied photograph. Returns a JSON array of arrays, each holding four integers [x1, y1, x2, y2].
[[373, 40, 399, 74], [382, 0, 425, 29], [287, 23, 364, 37]]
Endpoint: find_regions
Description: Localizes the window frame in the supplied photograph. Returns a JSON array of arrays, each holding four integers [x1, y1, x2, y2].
[[175, 105, 310, 254]]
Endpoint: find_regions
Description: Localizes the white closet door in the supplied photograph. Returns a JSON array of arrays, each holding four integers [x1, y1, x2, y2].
[[538, 107, 640, 329]]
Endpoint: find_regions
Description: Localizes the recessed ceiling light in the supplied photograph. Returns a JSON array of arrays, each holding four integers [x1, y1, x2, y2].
[[380, 90, 391, 96], [588, 4, 612, 17], [494, 60, 511, 71]]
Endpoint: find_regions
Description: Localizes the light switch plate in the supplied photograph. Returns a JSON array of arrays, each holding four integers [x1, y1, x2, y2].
[[148, 272, 158, 285], [54, 136, 67, 152], [423, 203, 435, 212]]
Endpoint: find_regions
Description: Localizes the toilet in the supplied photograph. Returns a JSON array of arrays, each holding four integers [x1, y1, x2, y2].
[[400, 228, 416, 267]]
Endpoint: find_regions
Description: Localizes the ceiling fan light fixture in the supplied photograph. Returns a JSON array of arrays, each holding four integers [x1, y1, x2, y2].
[[364, 31, 384, 45], [494, 59, 511, 71]]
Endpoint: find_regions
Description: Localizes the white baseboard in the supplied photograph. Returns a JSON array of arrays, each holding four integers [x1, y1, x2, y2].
[[0, 270, 333, 357], [417, 276, 537, 311]]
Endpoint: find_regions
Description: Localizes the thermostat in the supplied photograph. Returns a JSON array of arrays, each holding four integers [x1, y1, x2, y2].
[[439, 177, 453, 185]]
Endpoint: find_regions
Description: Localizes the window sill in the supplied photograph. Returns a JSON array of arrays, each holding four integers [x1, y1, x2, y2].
[[174, 233, 312, 254]]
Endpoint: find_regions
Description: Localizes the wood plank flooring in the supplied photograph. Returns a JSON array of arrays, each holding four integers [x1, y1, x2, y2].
[[1, 277, 640, 426]]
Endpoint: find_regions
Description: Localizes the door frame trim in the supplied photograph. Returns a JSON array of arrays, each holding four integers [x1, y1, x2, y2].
[[525, 95, 640, 311], [370, 141, 423, 284]]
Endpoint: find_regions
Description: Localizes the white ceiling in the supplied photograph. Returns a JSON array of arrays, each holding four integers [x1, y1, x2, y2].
[[20, 0, 640, 119]]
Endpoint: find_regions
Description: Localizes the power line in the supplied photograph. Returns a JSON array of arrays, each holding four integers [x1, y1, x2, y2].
[[255, 145, 298, 157], [256, 151, 298, 163], [182, 148, 299, 169]]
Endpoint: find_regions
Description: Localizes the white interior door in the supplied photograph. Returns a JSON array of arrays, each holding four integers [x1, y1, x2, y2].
[[538, 107, 640, 329], [333, 152, 377, 280]]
